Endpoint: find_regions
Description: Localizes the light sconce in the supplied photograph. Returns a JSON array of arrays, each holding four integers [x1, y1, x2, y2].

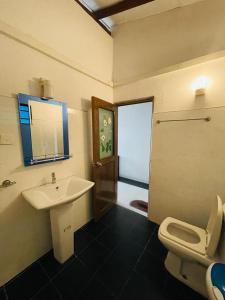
[[40, 78, 53, 99], [192, 76, 210, 96]]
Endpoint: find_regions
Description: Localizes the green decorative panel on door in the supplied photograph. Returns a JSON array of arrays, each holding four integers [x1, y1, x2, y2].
[[99, 108, 114, 159]]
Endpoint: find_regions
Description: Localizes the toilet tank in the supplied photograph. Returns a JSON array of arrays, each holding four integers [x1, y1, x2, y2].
[[217, 205, 225, 262]]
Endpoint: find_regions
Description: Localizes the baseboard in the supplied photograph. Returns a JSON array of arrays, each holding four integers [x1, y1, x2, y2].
[[118, 177, 149, 190]]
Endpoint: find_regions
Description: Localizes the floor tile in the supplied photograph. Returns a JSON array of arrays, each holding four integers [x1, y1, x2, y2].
[[146, 231, 168, 261], [79, 239, 112, 275], [111, 240, 143, 269], [53, 257, 92, 299], [31, 283, 62, 300], [6, 262, 49, 300], [74, 228, 95, 255], [39, 250, 75, 278], [82, 219, 107, 238], [99, 205, 120, 227], [119, 271, 166, 300], [80, 277, 115, 300], [163, 272, 206, 300], [95, 252, 134, 296], [116, 206, 145, 225], [135, 250, 167, 289], [163, 272, 188, 300], [4, 204, 207, 300], [100, 205, 137, 228], [0, 288, 7, 300], [97, 215, 136, 251], [134, 215, 157, 231], [128, 224, 154, 247], [97, 226, 129, 251], [185, 287, 205, 300], [111, 215, 137, 233]]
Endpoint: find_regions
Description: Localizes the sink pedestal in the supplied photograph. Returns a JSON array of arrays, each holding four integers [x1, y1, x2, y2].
[[22, 175, 95, 264], [50, 203, 74, 263]]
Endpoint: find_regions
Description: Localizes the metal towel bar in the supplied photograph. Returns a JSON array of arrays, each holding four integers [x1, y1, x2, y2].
[[156, 116, 211, 124]]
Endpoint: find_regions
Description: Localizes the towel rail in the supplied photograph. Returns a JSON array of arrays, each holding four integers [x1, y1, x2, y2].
[[156, 116, 211, 124], [30, 154, 73, 165]]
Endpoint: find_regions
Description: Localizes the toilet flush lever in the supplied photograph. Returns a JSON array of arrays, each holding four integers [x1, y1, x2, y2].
[[0, 179, 16, 188]]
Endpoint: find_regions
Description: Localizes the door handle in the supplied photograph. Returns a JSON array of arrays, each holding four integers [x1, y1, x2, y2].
[[96, 161, 103, 167]]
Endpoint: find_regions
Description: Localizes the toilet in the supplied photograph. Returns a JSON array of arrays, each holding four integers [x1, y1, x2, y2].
[[158, 196, 224, 297]]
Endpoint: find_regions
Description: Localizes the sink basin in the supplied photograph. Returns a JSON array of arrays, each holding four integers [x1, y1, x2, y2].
[[22, 175, 95, 264], [22, 176, 95, 210]]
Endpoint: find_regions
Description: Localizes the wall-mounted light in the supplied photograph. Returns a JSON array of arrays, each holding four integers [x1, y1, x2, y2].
[[40, 78, 53, 99], [192, 76, 210, 96]]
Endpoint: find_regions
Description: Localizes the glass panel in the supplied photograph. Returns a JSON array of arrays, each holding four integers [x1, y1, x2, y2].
[[20, 111, 29, 119], [20, 118, 30, 124], [19, 104, 29, 111], [99, 108, 114, 159]]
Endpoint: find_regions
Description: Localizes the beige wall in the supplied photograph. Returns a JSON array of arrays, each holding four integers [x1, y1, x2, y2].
[[0, 0, 113, 286], [0, 0, 113, 85], [113, 0, 225, 86], [114, 57, 225, 228]]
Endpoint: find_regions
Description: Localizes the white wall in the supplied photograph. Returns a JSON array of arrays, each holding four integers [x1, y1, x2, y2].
[[113, 0, 225, 86], [115, 56, 225, 229], [0, 0, 113, 286], [118, 103, 152, 183]]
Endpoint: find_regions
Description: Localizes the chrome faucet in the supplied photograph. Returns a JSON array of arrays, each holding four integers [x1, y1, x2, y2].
[[51, 172, 56, 184]]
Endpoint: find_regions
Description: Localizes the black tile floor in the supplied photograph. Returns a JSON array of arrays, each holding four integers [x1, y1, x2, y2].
[[0, 205, 205, 300]]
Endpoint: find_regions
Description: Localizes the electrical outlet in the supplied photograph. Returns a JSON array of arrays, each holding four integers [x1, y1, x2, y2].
[[0, 133, 13, 145]]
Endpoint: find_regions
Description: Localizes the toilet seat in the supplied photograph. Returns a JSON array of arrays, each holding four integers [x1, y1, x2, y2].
[[159, 195, 223, 267], [160, 217, 207, 255]]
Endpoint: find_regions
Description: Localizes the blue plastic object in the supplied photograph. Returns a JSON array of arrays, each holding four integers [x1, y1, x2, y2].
[[211, 263, 225, 299]]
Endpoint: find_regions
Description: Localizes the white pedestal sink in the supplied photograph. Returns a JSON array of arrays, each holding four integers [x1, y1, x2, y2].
[[22, 176, 94, 263]]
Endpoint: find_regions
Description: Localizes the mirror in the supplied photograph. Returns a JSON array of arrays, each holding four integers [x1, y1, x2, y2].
[[29, 100, 64, 159], [17, 93, 69, 166]]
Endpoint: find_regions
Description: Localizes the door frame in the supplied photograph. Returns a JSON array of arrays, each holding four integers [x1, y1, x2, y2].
[[115, 96, 154, 107], [115, 96, 154, 218]]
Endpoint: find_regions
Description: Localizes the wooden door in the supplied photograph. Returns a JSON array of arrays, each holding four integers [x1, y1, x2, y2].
[[92, 97, 118, 220]]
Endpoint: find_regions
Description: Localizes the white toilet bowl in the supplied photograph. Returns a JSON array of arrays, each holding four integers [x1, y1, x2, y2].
[[159, 217, 211, 266], [158, 196, 223, 297]]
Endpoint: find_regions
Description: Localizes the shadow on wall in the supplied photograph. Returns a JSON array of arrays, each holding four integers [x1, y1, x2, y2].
[[28, 78, 42, 98], [81, 98, 93, 173]]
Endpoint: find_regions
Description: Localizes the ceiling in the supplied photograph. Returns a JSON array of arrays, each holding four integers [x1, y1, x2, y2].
[[78, 0, 205, 32]]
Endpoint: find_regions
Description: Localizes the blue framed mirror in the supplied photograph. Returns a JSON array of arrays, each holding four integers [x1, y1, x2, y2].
[[17, 93, 69, 166]]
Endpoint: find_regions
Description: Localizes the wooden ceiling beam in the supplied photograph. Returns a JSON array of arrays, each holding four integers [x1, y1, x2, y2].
[[94, 0, 155, 19], [74, 0, 111, 35]]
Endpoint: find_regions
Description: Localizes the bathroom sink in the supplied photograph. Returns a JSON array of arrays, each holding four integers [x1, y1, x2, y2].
[[22, 176, 95, 210], [22, 175, 95, 264]]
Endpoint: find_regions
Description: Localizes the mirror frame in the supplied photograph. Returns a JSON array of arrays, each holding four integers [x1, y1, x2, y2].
[[17, 93, 69, 166]]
